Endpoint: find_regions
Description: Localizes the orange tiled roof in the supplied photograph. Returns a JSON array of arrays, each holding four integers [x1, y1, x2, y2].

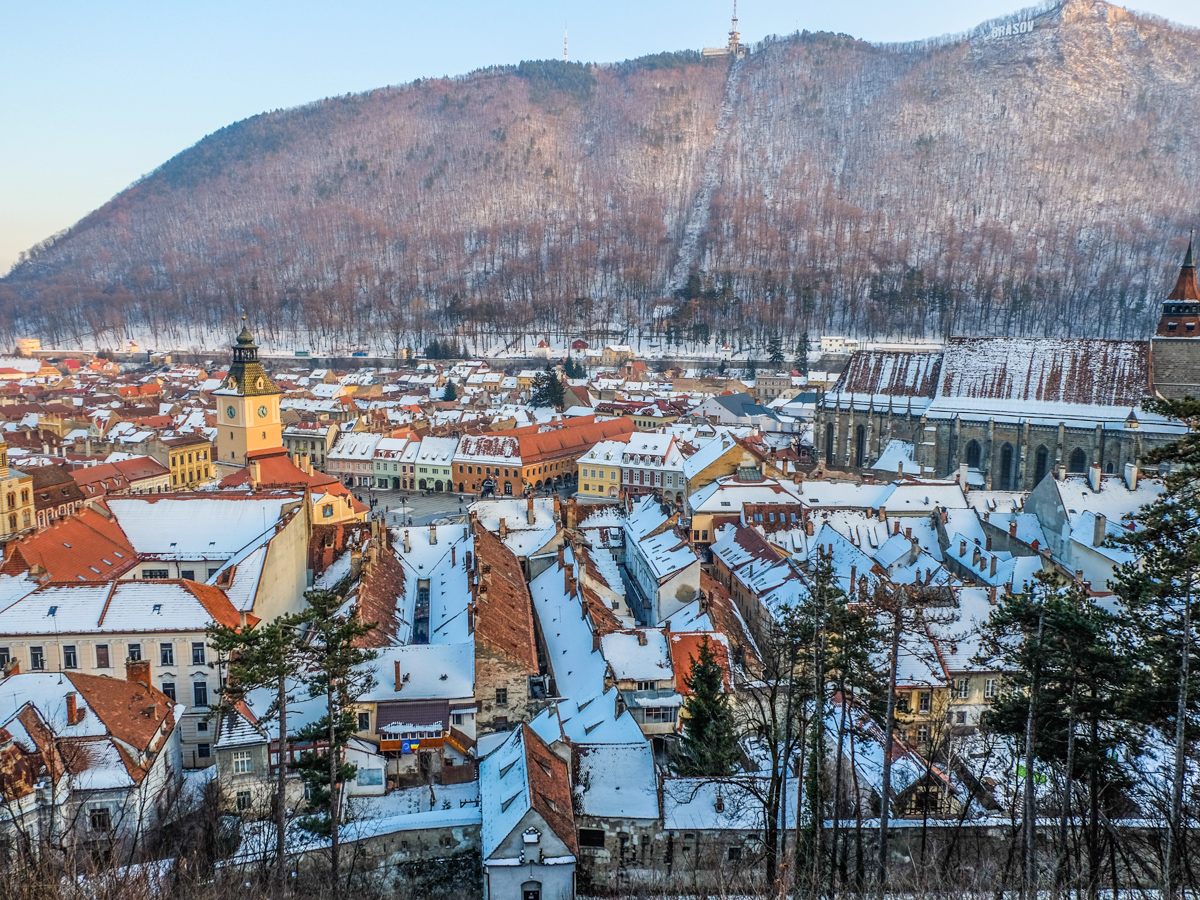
[[669, 632, 732, 695], [2, 505, 136, 582]]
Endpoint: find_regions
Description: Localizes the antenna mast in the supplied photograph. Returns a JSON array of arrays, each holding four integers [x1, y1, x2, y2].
[[564, 25, 569, 62]]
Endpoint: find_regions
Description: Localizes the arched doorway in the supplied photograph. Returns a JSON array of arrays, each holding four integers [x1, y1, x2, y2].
[[434, 480, 443, 492], [418, 478, 427, 490], [391, 477, 400, 490], [504, 482, 512, 495], [1068, 448, 1088, 473], [1105, 461, 1114, 474], [1034, 446, 1049, 485], [965, 440, 982, 470], [854, 425, 866, 468], [824, 426, 834, 465], [999, 443, 1014, 491]]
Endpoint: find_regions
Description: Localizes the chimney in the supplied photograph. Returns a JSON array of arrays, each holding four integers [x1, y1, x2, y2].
[[637, 631, 648, 646], [147, 703, 159, 721], [1056, 465, 1066, 481], [249, 458, 262, 487], [66, 692, 83, 726], [904, 526, 912, 540], [972, 546, 982, 567], [557, 544, 565, 570], [850, 565, 856, 587], [958, 463, 968, 485], [878, 506, 886, 522], [1075, 569, 1084, 583], [394, 660, 402, 691], [499, 518, 508, 540], [403, 529, 411, 553], [805, 519, 814, 537], [451, 545, 456, 567], [1008, 520, 1017, 538], [985, 535, 992, 551], [1088, 463, 1102, 493], [3, 659, 19, 677], [989, 586, 997, 605], [593, 630, 602, 652], [429, 524, 437, 545], [350, 547, 363, 581], [958, 539, 966, 557], [1124, 462, 1138, 491], [465, 550, 472, 571], [553, 493, 562, 525], [894, 520, 901, 535], [989, 555, 997, 577], [126, 657, 151, 687], [566, 497, 579, 530], [1093, 513, 1107, 548], [527, 496, 536, 525]]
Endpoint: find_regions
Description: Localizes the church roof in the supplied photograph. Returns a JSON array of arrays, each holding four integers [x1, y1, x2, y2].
[[1167, 237, 1200, 302]]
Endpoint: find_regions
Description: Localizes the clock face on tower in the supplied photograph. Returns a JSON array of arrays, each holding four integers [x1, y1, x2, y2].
[[257, 405, 268, 419], [226, 406, 236, 419]]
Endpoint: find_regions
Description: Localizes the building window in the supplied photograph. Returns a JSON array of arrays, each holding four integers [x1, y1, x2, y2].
[[236, 790, 252, 811], [919, 692, 931, 712], [181, 569, 194, 580], [197, 718, 208, 732], [198, 743, 211, 759], [161, 682, 176, 701], [728, 846, 742, 862], [89, 807, 112, 832], [956, 679, 969, 699], [127, 643, 142, 662], [451, 712, 464, 726], [955, 711, 967, 725], [495, 688, 508, 706], [193, 682, 208, 707], [917, 725, 930, 744], [985, 678, 996, 698], [192, 642, 206, 665], [0, 647, 8, 666], [30, 647, 44, 671], [636, 681, 656, 692], [142, 569, 168, 579], [95, 644, 110, 668], [232, 751, 253, 774], [160, 643, 174, 666], [357, 712, 370, 732], [579, 828, 606, 848]]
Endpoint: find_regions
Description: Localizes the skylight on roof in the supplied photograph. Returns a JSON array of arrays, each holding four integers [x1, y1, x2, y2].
[[500, 791, 522, 813], [47, 606, 57, 616], [152, 604, 162, 614]]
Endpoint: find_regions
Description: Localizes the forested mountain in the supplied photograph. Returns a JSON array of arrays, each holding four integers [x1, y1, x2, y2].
[[4, 0, 1200, 352]]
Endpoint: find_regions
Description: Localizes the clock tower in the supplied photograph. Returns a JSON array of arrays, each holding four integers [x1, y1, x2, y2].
[[214, 320, 283, 466]]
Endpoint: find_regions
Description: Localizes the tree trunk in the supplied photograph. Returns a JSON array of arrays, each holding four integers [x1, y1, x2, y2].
[[1165, 585, 1190, 900], [328, 683, 341, 897], [1024, 607, 1047, 900], [276, 671, 289, 898], [878, 603, 902, 895], [1054, 704, 1076, 898], [830, 684, 849, 897]]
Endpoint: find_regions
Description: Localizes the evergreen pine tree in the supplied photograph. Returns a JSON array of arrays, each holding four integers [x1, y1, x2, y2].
[[768, 332, 785, 366], [443, 381, 458, 401], [795, 331, 810, 376], [294, 589, 378, 894], [208, 613, 307, 895], [531, 364, 565, 409], [672, 635, 740, 776], [1112, 395, 1200, 895], [746, 357, 758, 380]]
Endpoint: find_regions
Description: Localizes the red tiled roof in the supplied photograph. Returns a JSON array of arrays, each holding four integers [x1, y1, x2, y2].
[[472, 524, 539, 674]]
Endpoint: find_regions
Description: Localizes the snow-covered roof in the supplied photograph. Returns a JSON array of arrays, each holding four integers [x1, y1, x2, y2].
[[573, 742, 659, 819], [361, 643, 474, 703], [107, 495, 295, 559], [600, 629, 673, 682]]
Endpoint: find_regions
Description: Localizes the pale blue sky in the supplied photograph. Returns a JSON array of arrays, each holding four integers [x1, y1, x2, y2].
[[2, 0, 1197, 272]]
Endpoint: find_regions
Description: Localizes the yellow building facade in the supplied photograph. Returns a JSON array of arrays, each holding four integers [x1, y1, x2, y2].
[[0, 440, 34, 540]]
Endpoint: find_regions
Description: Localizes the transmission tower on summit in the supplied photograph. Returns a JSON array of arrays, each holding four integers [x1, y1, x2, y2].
[[702, 0, 748, 59], [564, 25, 569, 62]]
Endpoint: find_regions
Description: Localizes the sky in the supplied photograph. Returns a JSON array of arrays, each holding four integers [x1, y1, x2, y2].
[[2, 0, 1198, 273]]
